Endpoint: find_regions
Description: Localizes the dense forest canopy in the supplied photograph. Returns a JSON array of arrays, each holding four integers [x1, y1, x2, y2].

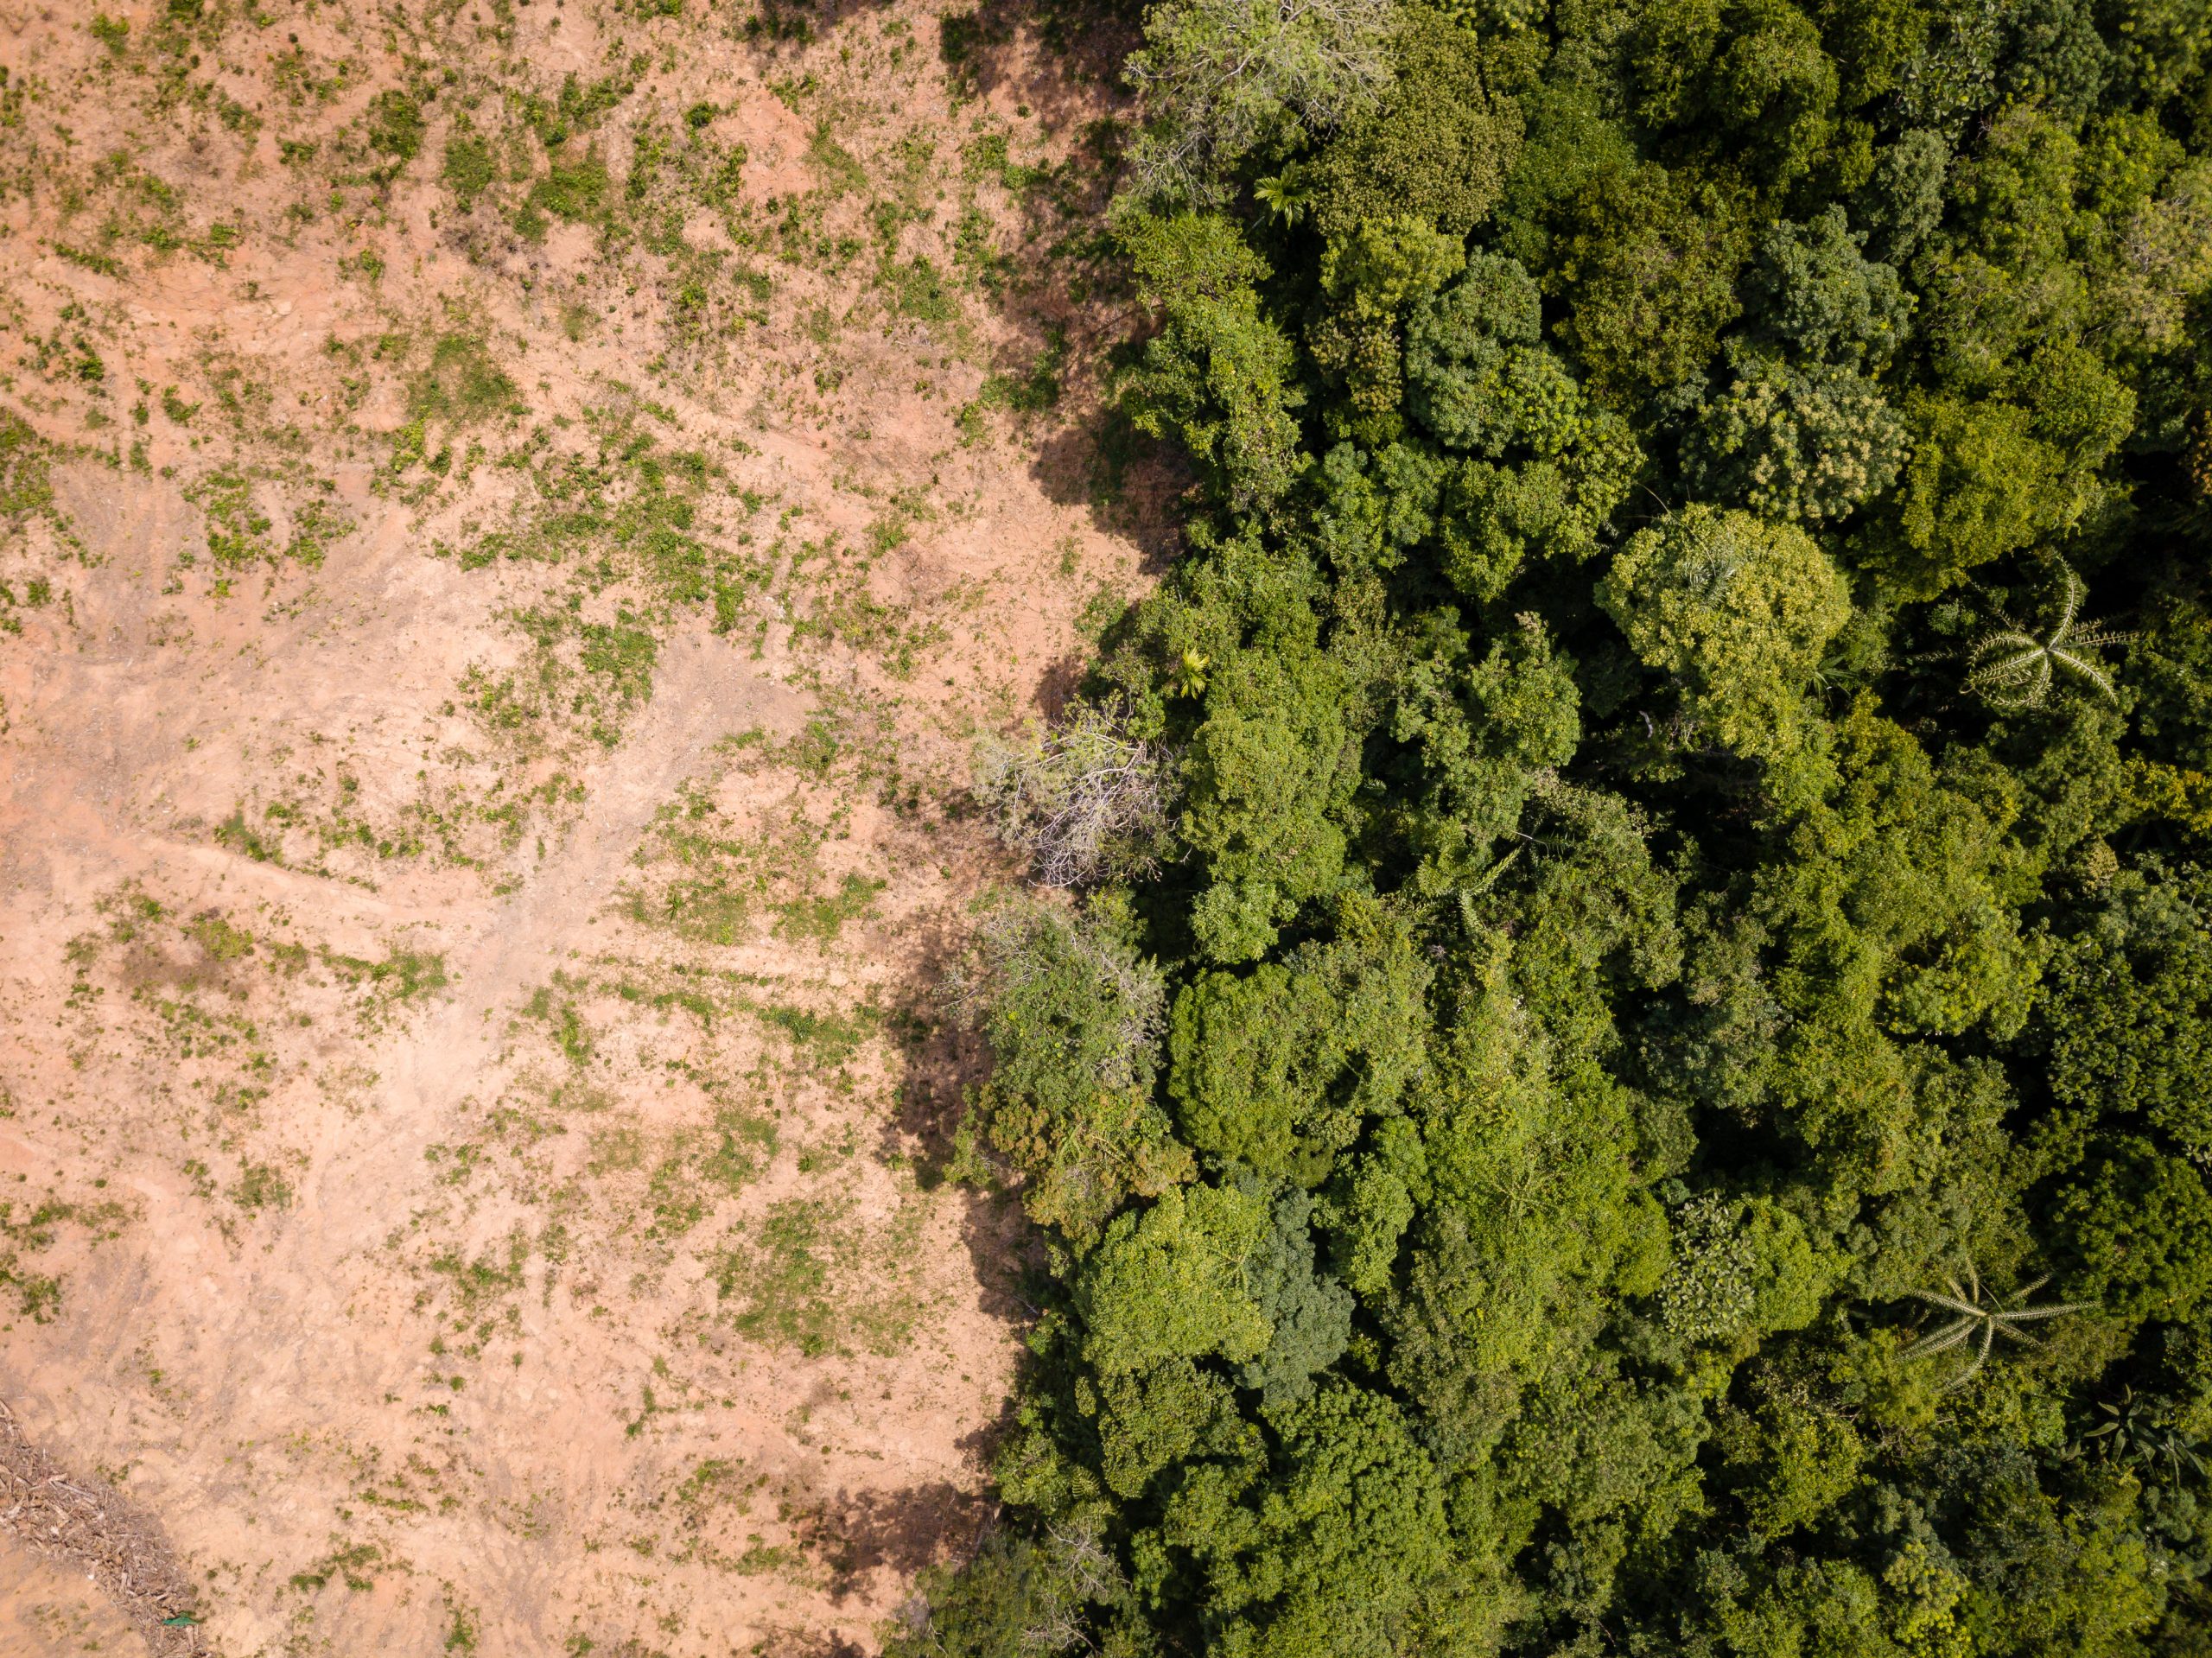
[[904, 0, 2212, 1650]]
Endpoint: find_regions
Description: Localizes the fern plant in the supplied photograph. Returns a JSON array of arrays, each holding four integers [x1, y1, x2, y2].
[[1901, 1267, 2088, 1390], [1966, 564, 2130, 709]]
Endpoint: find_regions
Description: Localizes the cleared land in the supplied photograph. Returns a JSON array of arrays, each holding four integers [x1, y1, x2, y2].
[[0, 2, 1149, 1651]]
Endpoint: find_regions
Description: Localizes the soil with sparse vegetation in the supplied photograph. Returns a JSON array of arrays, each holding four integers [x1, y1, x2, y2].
[[0, 1, 1154, 1652]]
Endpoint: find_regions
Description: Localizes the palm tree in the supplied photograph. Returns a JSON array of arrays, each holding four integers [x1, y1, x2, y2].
[[1900, 1267, 2088, 1390], [1966, 563, 2129, 709]]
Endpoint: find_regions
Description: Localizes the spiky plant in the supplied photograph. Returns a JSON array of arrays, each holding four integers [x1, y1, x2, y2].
[[1965, 564, 2130, 708], [2083, 1387, 2208, 1484], [1900, 1267, 2088, 1390]]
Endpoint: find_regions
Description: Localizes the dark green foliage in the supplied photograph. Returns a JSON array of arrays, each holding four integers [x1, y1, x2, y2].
[[938, 0, 2212, 1651], [884, 1527, 1133, 1656], [1147, 1382, 1452, 1658], [1236, 1181, 1355, 1403], [1744, 206, 1913, 364], [1551, 161, 1752, 400]]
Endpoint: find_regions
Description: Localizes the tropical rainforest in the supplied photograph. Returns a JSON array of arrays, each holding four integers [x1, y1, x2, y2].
[[903, 0, 2212, 1650]]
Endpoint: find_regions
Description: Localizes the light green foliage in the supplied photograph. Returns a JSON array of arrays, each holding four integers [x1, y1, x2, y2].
[[1758, 702, 2041, 1052], [1076, 1180, 1273, 1375], [1177, 635, 1357, 961], [2056, 1137, 2212, 1320], [1657, 1192, 1839, 1349], [1121, 213, 1306, 512], [1090, 1352, 1243, 1497], [1713, 1384, 1867, 1541], [1306, 214, 1465, 437], [1855, 127, 1950, 259], [1125, 0, 1395, 204], [1306, 9, 1521, 240], [1320, 259, 1642, 598], [1682, 352, 1910, 524], [1390, 613, 1581, 884], [1553, 162, 1751, 401], [1875, 391, 2072, 599], [1168, 899, 1429, 1180], [1318, 1115, 1423, 1296], [2042, 868, 2212, 1157], [1600, 504, 1852, 757], [1402, 253, 1554, 454], [957, 903, 1191, 1244]]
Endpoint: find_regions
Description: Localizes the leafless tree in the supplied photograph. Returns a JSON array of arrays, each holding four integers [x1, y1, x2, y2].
[[974, 701, 1175, 889]]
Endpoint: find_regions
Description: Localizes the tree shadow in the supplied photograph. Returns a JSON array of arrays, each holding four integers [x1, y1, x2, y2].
[[1032, 651, 1086, 718], [939, 0, 1145, 137], [799, 1479, 995, 1601], [1027, 419, 1189, 574]]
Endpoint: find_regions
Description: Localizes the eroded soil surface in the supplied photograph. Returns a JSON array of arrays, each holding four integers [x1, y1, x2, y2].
[[0, 2, 1147, 1651]]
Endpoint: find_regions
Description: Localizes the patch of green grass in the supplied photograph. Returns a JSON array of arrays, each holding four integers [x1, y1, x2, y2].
[[55, 243, 124, 277], [710, 1192, 922, 1357], [321, 945, 450, 1013], [805, 122, 866, 196], [702, 1102, 779, 1190], [289, 1541, 385, 1594], [409, 334, 519, 425], [442, 128, 498, 211], [0, 1201, 88, 1322], [531, 148, 611, 223], [0, 413, 54, 518], [365, 89, 424, 164], [187, 912, 254, 962], [184, 468, 275, 570], [772, 873, 886, 945], [428, 1232, 527, 1315], [214, 807, 283, 863], [712, 1199, 836, 1356], [578, 613, 658, 736], [752, 1001, 875, 1067], [880, 257, 958, 326], [232, 1160, 293, 1212]]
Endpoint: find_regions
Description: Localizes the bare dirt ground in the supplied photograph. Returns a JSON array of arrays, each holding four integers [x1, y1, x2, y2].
[[0, 1, 1154, 1651]]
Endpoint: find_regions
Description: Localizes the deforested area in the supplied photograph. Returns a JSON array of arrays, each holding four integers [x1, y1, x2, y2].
[[0, 0, 1146, 1651], [5, 0, 2212, 1654]]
